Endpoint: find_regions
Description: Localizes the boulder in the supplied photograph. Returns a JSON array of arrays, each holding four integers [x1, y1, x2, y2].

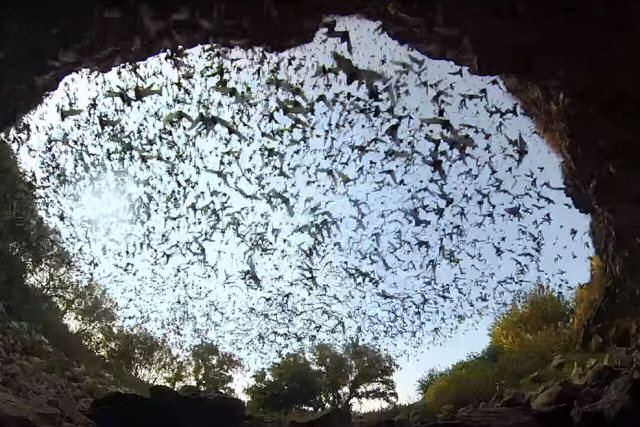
[[550, 356, 565, 370], [572, 373, 640, 427], [498, 389, 528, 408], [0, 392, 43, 427], [604, 347, 634, 369], [89, 389, 247, 427], [57, 397, 94, 425], [288, 408, 352, 427], [586, 358, 599, 369], [584, 363, 620, 388], [530, 380, 581, 422], [589, 334, 604, 352], [439, 404, 455, 418], [570, 362, 586, 385], [178, 384, 201, 397]]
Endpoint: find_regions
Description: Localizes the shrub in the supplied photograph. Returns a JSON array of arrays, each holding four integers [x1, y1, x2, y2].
[[490, 287, 572, 353], [420, 289, 577, 412], [423, 357, 497, 412]]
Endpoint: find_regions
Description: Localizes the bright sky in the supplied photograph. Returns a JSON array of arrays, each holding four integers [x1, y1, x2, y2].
[[4, 16, 593, 406]]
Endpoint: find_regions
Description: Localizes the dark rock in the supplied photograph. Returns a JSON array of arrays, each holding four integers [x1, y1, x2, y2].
[[178, 384, 201, 397], [570, 362, 586, 385], [289, 408, 351, 427], [498, 389, 528, 408], [34, 406, 61, 425], [531, 381, 580, 411], [550, 356, 565, 370], [529, 380, 581, 424], [89, 389, 247, 427], [424, 407, 566, 426], [0, 392, 42, 427], [604, 347, 633, 369], [585, 363, 620, 388], [589, 334, 604, 352], [572, 373, 640, 427], [57, 397, 93, 425]]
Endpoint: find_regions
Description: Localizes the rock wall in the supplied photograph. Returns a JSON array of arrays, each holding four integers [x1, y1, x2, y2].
[[2, 0, 639, 347]]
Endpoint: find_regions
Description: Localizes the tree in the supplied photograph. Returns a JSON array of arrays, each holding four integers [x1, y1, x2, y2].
[[103, 326, 176, 384], [313, 342, 398, 410], [190, 342, 242, 395], [417, 367, 446, 397], [246, 353, 324, 415]]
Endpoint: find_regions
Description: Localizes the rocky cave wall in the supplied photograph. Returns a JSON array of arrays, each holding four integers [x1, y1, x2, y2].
[[2, 0, 639, 348]]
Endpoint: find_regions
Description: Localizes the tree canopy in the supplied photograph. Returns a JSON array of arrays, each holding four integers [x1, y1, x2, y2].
[[190, 342, 243, 395], [246, 342, 397, 414]]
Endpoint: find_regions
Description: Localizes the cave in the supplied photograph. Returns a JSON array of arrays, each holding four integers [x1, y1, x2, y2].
[[1, 0, 640, 425], [3, 0, 638, 347]]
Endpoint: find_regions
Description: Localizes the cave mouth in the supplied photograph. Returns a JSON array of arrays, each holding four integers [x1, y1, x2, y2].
[[3, 15, 593, 374]]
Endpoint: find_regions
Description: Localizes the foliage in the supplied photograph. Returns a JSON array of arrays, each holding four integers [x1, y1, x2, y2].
[[417, 367, 447, 396], [190, 342, 243, 395], [422, 356, 497, 412], [490, 287, 572, 353], [101, 326, 174, 384], [246, 353, 324, 415], [247, 342, 398, 415], [314, 342, 398, 409], [420, 288, 576, 412]]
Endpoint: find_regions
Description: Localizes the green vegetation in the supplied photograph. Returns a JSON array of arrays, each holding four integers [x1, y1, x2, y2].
[[246, 342, 398, 416], [417, 285, 602, 413]]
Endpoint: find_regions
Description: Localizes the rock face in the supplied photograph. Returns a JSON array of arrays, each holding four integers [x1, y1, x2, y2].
[[89, 386, 247, 427]]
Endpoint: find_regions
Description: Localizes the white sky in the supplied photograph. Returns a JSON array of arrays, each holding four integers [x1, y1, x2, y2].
[[4, 16, 593, 407]]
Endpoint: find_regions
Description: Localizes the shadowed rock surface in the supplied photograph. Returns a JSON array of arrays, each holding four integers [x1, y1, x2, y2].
[[88, 385, 246, 427]]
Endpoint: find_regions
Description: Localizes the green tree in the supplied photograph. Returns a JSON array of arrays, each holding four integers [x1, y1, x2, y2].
[[246, 353, 324, 415], [417, 367, 447, 397], [313, 342, 398, 410], [190, 342, 242, 395], [103, 326, 176, 384]]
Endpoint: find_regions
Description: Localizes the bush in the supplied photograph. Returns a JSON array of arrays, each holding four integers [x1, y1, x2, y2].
[[420, 289, 576, 412], [423, 357, 497, 412], [490, 287, 572, 353]]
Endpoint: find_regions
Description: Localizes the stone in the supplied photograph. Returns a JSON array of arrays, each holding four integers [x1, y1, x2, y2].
[[570, 362, 586, 385], [586, 358, 599, 369], [0, 392, 40, 427], [585, 363, 620, 388], [90, 389, 247, 427], [551, 355, 565, 369], [34, 406, 61, 425], [498, 388, 528, 408], [526, 371, 543, 384], [530, 380, 581, 411], [289, 408, 351, 427], [439, 404, 455, 417], [572, 373, 640, 427], [57, 397, 93, 425], [178, 384, 201, 397], [589, 334, 604, 352], [3, 363, 22, 380], [604, 347, 633, 368]]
